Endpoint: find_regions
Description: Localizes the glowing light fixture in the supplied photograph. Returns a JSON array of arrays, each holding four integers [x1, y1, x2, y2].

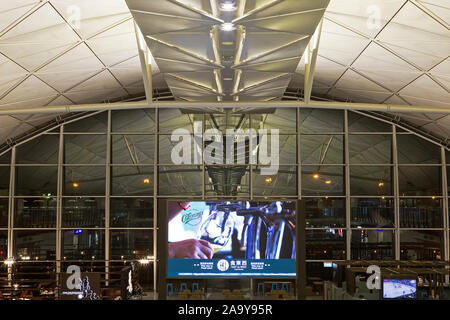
[[221, 23, 235, 31], [220, 1, 236, 11], [73, 182, 79, 188], [325, 180, 332, 184], [313, 173, 320, 180], [432, 196, 436, 200], [378, 182, 384, 187], [265, 177, 273, 184], [139, 258, 150, 264], [143, 178, 151, 184], [4, 259, 14, 266]]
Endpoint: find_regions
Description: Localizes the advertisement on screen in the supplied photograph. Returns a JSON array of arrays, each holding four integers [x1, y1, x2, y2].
[[168, 201, 296, 277]]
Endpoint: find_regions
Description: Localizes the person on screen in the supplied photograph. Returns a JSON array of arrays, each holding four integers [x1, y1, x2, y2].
[[167, 201, 213, 259]]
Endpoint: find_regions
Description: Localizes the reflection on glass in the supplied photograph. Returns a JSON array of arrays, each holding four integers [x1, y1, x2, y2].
[[62, 230, 105, 260], [306, 229, 346, 260], [348, 112, 393, 132], [15, 198, 57, 228], [351, 230, 394, 260], [112, 135, 154, 164], [0, 167, 10, 196], [16, 166, 57, 196], [305, 198, 345, 228], [110, 230, 153, 260], [159, 166, 203, 196], [0, 199, 7, 227], [16, 135, 59, 164], [64, 166, 106, 196], [110, 198, 153, 227], [159, 109, 200, 133], [205, 114, 250, 131], [350, 166, 393, 196], [62, 198, 105, 228], [300, 109, 344, 133], [399, 198, 442, 228], [0, 231, 6, 260], [349, 135, 392, 164], [205, 166, 249, 197], [400, 230, 443, 261], [112, 109, 155, 133], [0, 151, 10, 164], [302, 166, 344, 196], [301, 135, 344, 164], [397, 134, 441, 164], [14, 231, 56, 261], [398, 166, 441, 196], [65, 112, 107, 133], [252, 109, 297, 133], [351, 198, 394, 227], [253, 166, 297, 196], [158, 135, 195, 164], [64, 135, 106, 164], [111, 166, 154, 196]]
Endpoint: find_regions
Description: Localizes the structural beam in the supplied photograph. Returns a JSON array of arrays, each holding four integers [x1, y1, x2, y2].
[[304, 18, 323, 104], [134, 22, 153, 103], [0, 100, 449, 115]]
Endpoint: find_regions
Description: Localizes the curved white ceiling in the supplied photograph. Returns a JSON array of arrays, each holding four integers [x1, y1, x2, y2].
[[0, 0, 448, 145]]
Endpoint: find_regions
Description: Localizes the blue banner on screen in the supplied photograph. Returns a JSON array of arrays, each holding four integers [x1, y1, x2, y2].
[[168, 201, 296, 277], [168, 259, 296, 277]]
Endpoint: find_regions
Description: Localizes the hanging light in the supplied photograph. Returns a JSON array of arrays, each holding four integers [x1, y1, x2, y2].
[[265, 177, 273, 184], [325, 180, 332, 184], [313, 173, 320, 180], [73, 182, 79, 188], [378, 182, 384, 187], [143, 178, 151, 184]]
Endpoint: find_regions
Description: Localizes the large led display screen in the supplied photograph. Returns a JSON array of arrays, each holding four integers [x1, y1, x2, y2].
[[168, 201, 296, 277]]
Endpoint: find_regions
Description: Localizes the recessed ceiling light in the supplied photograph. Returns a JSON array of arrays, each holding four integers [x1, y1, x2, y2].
[[222, 41, 234, 45], [224, 78, 233, 80], [221, 23, 235, 31]]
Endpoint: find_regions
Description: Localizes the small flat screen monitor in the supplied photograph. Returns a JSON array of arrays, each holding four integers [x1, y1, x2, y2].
[[382, 279, 417, 299]]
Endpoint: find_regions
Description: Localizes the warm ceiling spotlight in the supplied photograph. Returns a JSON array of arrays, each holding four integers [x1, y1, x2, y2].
[[325, 180, 332, 184], [313, 173, 320, 180], [381, 196, 386, 200], [221, 23, 235, 31], [378, 182, 384, 187], [222, 41, 234, 45], [265, 177, 273, 184], [143, 178, 151, 184], [72, 182, 79, 188], [139, 258, 150, 265], [4, 259, 14, 266], [219, 1, 237, 11], [432, 196, 436, 200], [224, 78, 233, 81]]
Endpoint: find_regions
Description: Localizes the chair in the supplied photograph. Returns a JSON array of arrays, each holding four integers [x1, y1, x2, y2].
[[179, 283, 188, 293], [192, 282, 200, 293], [281, 283, 290, 295], [167, 283, 174, 297], [271, 283, 279, 291]]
